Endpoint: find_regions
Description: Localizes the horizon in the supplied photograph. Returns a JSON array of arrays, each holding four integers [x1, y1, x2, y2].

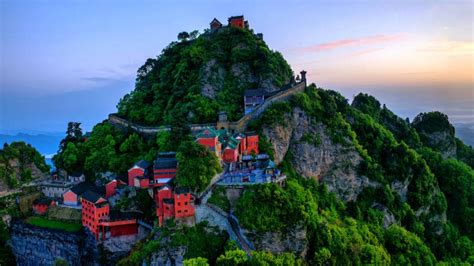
[[1, 0, 473, 134]]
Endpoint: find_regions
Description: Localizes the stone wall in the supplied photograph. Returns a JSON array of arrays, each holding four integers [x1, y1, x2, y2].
[[10, 220, 98, 266], [229, 81, 306, 132], [108, 81, 306, 136]]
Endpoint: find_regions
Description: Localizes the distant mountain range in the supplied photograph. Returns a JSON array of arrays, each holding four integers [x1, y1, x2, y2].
[[0, 133, 64, 156], [454, 123, 474, 146]]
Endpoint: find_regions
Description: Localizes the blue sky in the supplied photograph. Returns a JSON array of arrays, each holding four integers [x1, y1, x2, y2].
[[1, 0, 472, 133]]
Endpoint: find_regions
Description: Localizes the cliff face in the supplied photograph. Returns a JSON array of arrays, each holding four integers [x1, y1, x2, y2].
[[260, 104, 444, 229], [243, 224, 308, 257], [412, 111, 457, 159], [0, 142, 50, 193], [263, 108, 376, 202], [10, 220, 98, 266]]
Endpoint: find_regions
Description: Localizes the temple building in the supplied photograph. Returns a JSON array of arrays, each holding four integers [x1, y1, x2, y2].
[[210, 18, 222, 30], [127, 152, 178, 189], [155, 183, 195, 226], [244, 89, 266, 115], [81, 189, 139, 240]]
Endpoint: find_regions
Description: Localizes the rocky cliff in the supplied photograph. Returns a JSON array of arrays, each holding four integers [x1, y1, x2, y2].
[[412, 111, 457, 158], [257, 88, 446, 231], [10, 220, 98, 266], [243, 224, 308, 257], [263, 108, 376, 202], [0, 142, 50, 193]]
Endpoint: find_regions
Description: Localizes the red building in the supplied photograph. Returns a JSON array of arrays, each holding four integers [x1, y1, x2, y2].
[[195, 128, 259, 162], [196, 127, 222, 157], [210, 18, 222, 30], [228, 15, 248, 29], [81, 190, 109, 239], [97, 211, 139, 240], [63, 182, 105, 206], [81, 189, 140, 240], [32, 198, 54, 215], [128, 160, 151, 187], [223, 143, 240, 163], [153, 152, 178, 187], [105, 179, 122, 198], [245, 132, 259, 155], [156, 184, 195, 226]]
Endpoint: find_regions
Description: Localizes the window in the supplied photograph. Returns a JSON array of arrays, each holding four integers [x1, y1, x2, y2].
[[185, 202, 188, 205]]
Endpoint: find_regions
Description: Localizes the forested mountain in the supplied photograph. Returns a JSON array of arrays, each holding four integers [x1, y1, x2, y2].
[[51, 26, 474, 264], [0, 142, 50, 191], [116, 26, 292, 125]]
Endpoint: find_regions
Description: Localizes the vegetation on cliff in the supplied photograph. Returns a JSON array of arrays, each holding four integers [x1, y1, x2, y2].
[[241, 86, 474, 264], [0, 141, 50, 189], [50, 26, 474, 264], [116, 27, 292, 125]]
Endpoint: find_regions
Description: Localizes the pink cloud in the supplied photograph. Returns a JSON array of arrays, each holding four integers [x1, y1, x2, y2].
[[300, 34, 406, 52], [348, 48, 385, 58]]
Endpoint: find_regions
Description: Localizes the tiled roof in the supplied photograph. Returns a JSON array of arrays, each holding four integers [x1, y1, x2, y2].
[[196, 127, 220, 138], [229, 137, 240, 148], [135, 159, 151, 169], [228, 15, 244, 20], [244, 89, 266, 97], [210, 18, 222, 25], [175, 187, 191, 194], [70, 182, 91, 195], [154, 152, 178, 170], [154, 158, 178, 170], [81, 190, 104, 203]]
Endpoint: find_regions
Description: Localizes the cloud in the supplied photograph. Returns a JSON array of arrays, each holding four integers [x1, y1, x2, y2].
[[298, 34, 406, 53], [348, 48, 385, 58], [416, 41, 474, 55]]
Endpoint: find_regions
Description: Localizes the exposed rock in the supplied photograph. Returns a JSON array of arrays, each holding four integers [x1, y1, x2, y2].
[[148, 246, 185, 266], [263, 108, 378, 201], [10, 220, 98, 266], [421, 130, 457, 158], [243, 224, 307, 257], [200, 59, 225, 99], [412, 112, 457, 159], [391, 179, 410, 202], [372, 203, 398, 228]]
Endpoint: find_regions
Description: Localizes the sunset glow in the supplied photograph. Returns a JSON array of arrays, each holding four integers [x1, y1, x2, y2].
[[1, 0, 473, 132]]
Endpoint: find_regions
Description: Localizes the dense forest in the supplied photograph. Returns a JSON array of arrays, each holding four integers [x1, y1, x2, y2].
[[50, 27, 474, 264]]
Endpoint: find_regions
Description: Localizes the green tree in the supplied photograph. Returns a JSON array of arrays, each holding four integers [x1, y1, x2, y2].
[[178, 31, 190, 41], [175, 141, 221, 192], [384, 225, 436, 265], [184, 257, 209, 266], [216, 250, 248, 266]]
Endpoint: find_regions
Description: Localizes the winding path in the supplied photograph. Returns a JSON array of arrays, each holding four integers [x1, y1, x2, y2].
[[195, 189, 253, 255]]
